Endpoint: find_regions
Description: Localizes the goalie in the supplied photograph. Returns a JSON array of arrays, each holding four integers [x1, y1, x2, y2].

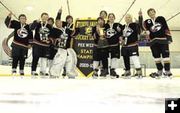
[[49, 19, 77, 78]]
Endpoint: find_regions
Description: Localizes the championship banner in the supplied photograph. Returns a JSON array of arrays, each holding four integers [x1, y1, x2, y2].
[[72, 18, 97, 77]]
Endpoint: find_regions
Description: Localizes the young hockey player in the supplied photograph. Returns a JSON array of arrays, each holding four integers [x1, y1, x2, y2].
[[5, 12, 33, 75], [99, 10, 108, 22], [92, 17, 109, 78], [121, 14, 142, 78], [144, 8, 173, 78], [30, 13, 52, 76], [56, 7, 74, 77], [49, 19, 77, 79], [104, 13, 123, 78], [39, 17, 55, 76]]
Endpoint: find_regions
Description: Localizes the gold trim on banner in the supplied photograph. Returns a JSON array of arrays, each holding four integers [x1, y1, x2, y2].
[[72, 18, 97, 77]]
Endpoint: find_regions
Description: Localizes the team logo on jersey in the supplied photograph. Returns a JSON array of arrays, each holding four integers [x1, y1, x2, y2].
[[147, 20, 151, 24], [17, 28, 28, 38], [56, 28, 68, 48], [150, 23, 162, 32], [106, 28, 117, 38], [60, 28, 68, 39], [123, 27, 133, 37], [39, 27, 50, 40]]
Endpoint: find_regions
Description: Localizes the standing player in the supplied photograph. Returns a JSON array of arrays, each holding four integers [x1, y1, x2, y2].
[[104, 13, 123, 78], [30, 13, 52, 76], [92, 17, 109, 78], [49, 19, 77, 78], [99, 10, 108, 21], [5, 12, 33, 75], [56, 7, 74, 77], [39, 17, 55, 75], [144, 8, 172, 78], [121, 14, 142, 78]]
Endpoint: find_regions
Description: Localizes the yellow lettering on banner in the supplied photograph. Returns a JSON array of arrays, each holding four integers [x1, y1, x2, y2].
[[89, 22, 97, 26], [77, 54, 93, 59], [75, 35, 94, 40], [80, 49, 93, 54], [76, 22, 89, 28], [76, 21, 97, 28]]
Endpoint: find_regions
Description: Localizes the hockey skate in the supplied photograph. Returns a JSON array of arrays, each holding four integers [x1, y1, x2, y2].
[[62, 67, 66, 78], [92, 69, 98, 79], [110, 69, 119, 79], [149, 70, 162, 79], [163, 71, 173, 79], [19, 70, 24, 77], [122, 70, 131, 79], [99, 69, 108, 78], [40, 71, 49, 76], [31, 71, 39, 78], [12, 70, 17, 76], [133, 69, 143, 79]]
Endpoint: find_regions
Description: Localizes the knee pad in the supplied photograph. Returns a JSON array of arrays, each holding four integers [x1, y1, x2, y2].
[[163, 57, 170, 63], [67, 48, 77, 65], [50, 49, 67, 76], [130, 56, 141, 69], [111, 58, 120, 69], [93, 61, 100, 70], [40, 58, 48, 73], [154, 58, 162, 63]]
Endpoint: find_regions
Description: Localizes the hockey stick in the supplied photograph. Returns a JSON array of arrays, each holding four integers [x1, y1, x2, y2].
[[167, 11, 180, 22], [67, 0, 71, 15], [119, 0, 136, 23], [0, 1, 18, 19]]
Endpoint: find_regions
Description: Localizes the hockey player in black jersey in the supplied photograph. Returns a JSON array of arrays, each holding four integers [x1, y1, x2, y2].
[[99, 10, 108, 22], [30, 13, 52, 76], [144, 8, 172, 78], [38, 17, 55, 76], [56, 7, 74, 77], [49, 18, 77, 78], [92, 17, 109, 78], [121, 14, 142, 79], [5, 12, 33, 75], [47, 17, 54, 27], [104, 13, 123, 78]]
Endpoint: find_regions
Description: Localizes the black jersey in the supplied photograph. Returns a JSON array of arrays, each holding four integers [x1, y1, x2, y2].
[[104, 23, 123, 45], [144, 16, 172, 44], [49, 27, 72, 49], [30, 21, 52, 46], [122, 23, 139, 46], [5, 16, 33, 48]]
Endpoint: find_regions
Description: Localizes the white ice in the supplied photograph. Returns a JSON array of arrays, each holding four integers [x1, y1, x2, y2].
[[0, 76, 180, 113]]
